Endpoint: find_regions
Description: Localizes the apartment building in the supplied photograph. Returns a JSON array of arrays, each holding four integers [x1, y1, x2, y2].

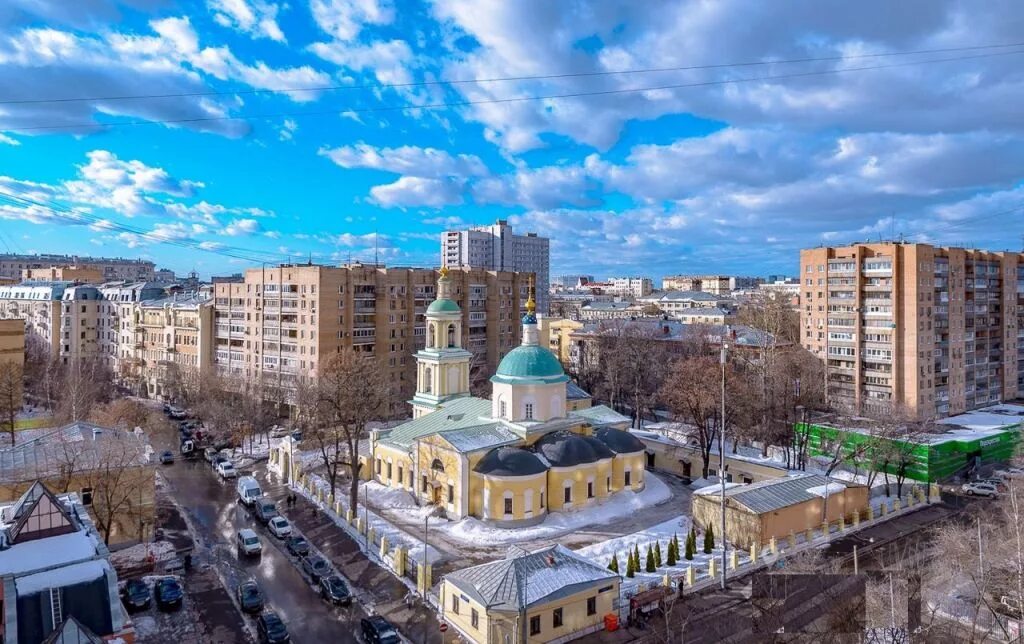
[[22, 265, 104, 283], [134, 293, 213, 399], [662, 274, 732, 294], [0, 320, 23, 406], [800, 242, 1021, 420], [607, 276, 654, 298], [0, 282, 67, 355], [441, 220, 550, 313], [0, 253, 156, 282], [212, 264, 525, 413], [98, 282, 166, 379]]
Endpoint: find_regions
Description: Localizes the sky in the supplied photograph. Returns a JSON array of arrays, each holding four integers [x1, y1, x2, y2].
[[0, 0, 1023, 280]]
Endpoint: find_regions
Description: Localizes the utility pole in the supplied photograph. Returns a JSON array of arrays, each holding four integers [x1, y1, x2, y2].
[[720, 343, 728, 590]]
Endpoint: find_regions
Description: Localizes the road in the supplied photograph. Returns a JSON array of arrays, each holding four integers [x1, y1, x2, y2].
[[158, 452, 368, 641]]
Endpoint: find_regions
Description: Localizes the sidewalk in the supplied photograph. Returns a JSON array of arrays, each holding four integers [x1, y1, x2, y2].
[[264, 481, 445, 644]]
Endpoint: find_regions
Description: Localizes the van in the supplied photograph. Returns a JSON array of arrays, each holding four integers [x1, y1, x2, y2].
[[237, 477, 262, 506], [237, 529, 262, 556]]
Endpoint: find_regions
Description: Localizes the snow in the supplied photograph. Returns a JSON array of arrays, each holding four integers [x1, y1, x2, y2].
[[693, 482, 743, 496], [805, 483, 846, 498], [431, 472, 673, 546], [576, 516, 690, 563], [15, 559, 109, 594], [109, 541, 176, 568], [936, 403, 1024, 433], [0, 530, 99, 575]]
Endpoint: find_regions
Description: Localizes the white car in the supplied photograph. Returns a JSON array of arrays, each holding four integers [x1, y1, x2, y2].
[[217, 461, 237, 479], [268, 516, 293, 539], [961, 481, 999, 497], [995, 468, 1024, 480], [236, 528, 262, 556]]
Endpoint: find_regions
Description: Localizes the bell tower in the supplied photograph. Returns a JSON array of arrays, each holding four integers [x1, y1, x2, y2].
[[411, 267, 473, 417]]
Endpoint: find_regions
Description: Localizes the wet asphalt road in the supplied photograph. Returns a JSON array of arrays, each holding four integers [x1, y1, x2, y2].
[[159, 454, 366, 642]]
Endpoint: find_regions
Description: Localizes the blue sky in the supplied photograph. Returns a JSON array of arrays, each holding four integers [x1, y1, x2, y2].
[[1, 0, 1023, 279]]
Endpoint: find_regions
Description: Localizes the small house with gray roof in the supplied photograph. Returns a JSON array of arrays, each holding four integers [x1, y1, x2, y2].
[[439, 544, 619, 644], [365, 271, 649, 527]]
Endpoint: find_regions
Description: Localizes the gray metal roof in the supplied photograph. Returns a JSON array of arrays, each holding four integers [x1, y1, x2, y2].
[[444, 544, 617, 611], [443, 424, 521, 453], [722, 474, 849, 514], [565, 381, 592, 401], [0, 422, 151, 484], [377, 397, 494, 451], [474, 447, 548, 477], [534, 430, 613, 467]]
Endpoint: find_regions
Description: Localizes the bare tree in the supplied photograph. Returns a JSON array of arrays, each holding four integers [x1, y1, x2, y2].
[[313, 350, 390, 511], [81, 430, 151, 544], [55, 357, 113, 424], [0, 359, 23, 446]]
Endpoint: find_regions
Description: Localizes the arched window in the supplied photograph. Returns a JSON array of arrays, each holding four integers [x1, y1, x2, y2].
[[427, 323, 435, 348], [431, 458, 445, 472], [447, 324, 456, 348], [424, 367, 432, 393]]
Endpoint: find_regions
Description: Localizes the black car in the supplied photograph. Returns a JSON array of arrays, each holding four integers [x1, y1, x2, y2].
[[159, 451, 175, 465], [121, 579, 151, 611], [319, 574, 352, 605], [361, 615, 400, 644], [300, 554, 332, 582], [155, 577, 184, 611], [237, 580, 265, 614], [286, 536, 310, 557], [257, 611, 291, 644]]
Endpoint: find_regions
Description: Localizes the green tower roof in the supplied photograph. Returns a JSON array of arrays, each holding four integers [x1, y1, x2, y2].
[[426, 298, 461, 314], [491, 345, 568, 385]]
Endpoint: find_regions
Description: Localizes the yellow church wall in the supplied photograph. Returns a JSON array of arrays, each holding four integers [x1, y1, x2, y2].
[[416, 435, 465, 515], [611, 452, 646, 492], [546, 462, 604, 512], [374, 444, 414, 490], [476, 473, 548, 522]]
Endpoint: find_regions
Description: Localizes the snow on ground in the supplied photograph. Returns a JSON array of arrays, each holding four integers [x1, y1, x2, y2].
[[431, 472, 673, 546], [109, 541, 176, 568], [576, 516, 690, 563], [361, 481, 435, 521]]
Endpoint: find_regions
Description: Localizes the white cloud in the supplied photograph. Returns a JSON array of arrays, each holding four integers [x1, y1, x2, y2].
[[319, 143, 487, 178], [369, 176, 465, 208], [209, 0, 286, 42], [278, 118, 298, 141], [309, 0, 394, 40], [221, 218, 262, 236], [0, 134, 20, 146], [473, 164, 599, 209], [308, 39, 414, 85]]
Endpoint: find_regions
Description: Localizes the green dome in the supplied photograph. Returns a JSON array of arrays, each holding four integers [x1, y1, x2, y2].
[[491, 345, 568, 384], [426, 298, 461, 314]]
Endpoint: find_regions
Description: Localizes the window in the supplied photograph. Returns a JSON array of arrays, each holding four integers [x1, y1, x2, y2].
[[530, 615, 541, 636], [422, 475, 428, 493], [504, 497, 513, 515], [524, 403, 534, 420], [553, 607, 563, 628], [386, 462, 392, 480], [451, 595, 459, 614], [564, 486, 572, 504], [624, 470, 632, 486], [471, 608, 479, 629], [81, 487, 93, 506], [500, 400, 507, 418], [397, 466, 404, 485], [587, 597, 597, 616], [447, 484, 454, 503], [587, 481, 594, 499], [540, 491, 544, 508]]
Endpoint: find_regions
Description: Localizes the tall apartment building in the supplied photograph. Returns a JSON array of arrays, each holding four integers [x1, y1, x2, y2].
[[801, 242, 1021, 420], [607, 276, 654, 298], [0, 282, 67, 356], [134, 293, 214, 399], [0, 253, 156, 282], [441, 220, 550, 313], [662, 275, 732, 295], [212, 264, 525, 414]]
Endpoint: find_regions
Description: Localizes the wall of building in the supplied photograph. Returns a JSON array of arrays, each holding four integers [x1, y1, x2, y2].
[[639, 436, 789, 483], [22, 266, 104, 283], [471, 472, 548, 524]]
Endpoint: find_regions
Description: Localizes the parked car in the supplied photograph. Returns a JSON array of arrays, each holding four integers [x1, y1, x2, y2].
[[204, 447, 219, 463], [257, 611, 291, 644], [253, 498, 278, 525], [962, 481, 999, 497], [159, 450, 175, 465], [155, 577, 184, 611], [977, 478, 1009, 491], [360, 615, 400, 644], [167, 407, 187, 420], [300, 554, 332, 582], [237, 528, 262, 556], [237, 580, 265, 614], [319, 575, 351, 606], [237, 477, 263, 506], [217, 461, 238, 479], [995, 467, 1024, 480], [268, 516, 292, 539], [121, 579, 152, 611], [286, 536, 310, 558]]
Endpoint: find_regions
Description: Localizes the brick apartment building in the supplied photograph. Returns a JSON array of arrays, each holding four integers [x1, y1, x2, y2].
[[800, 242, 1021, 419], [212, 264, 526, 414]]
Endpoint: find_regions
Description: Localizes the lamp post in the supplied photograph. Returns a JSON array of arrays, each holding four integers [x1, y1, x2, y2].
[[795, 404, 806, 471], [719, 343, 728, 591], [422, 513, 430, 602]]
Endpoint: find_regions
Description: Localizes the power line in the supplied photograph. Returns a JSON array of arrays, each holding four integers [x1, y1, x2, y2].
[[9, 48, 1024, 133], [3, 40, 1022, 106]]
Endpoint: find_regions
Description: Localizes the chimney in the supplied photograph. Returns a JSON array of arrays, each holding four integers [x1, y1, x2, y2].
[[546, 554, 556, 566]]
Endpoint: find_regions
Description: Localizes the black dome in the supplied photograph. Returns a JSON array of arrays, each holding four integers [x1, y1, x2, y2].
[[595, 427, 646, 454], [474, 447, 548, 477], [534, 430, 614, 467]]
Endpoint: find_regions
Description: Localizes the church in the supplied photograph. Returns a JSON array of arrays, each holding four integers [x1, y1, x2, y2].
[[365, 269, 647, 527]]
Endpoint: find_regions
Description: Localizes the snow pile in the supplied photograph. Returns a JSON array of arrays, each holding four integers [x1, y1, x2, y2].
[[693, 482, 743, 496], [576, 516, 690, 563], [110, 541, 176, 568], [361, 481, 420, 511], [805, 483, 846, 498], [433, 472, 673, 546]]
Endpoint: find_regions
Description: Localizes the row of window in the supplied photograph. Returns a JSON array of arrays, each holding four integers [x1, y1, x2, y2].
[[450, 596, 600, 634]]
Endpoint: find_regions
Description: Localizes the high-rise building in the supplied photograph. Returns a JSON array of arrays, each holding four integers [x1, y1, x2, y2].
[[800, 242, 1021, 419], [0, 254, 156, 282], [211, 263, 526, 414], [661, 275, 732, 294], [607, 277, 654, 298], [441, 220, 550, 313]]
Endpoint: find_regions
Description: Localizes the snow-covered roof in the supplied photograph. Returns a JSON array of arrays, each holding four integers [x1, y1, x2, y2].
[[936, 403, 1024, 434], [15, 559, 109, 595], [569, 404, 630, 427], [0, 422, 151, 484], [0, 530, 100, 576], [703, 474, 860, 514]]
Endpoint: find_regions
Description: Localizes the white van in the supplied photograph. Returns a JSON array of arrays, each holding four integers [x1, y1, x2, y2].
[[236, 528, 262, 556], [237, 476, 262, 505]]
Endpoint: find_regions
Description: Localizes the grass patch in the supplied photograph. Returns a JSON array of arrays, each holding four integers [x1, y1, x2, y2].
[[14, 416, 54, 431]]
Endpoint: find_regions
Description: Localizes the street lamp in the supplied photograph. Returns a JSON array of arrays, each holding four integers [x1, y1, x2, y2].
[[719, 343, 728, 591]]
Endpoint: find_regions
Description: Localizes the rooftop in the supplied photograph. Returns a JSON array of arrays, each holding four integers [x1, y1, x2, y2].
[[702, 473, 858, 514], [378, 397, 495, 451], [0, 422, 152, 484], [565, 381, 592, 401], [569, 404, 630, 427], [444, 544, 617, 611]]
